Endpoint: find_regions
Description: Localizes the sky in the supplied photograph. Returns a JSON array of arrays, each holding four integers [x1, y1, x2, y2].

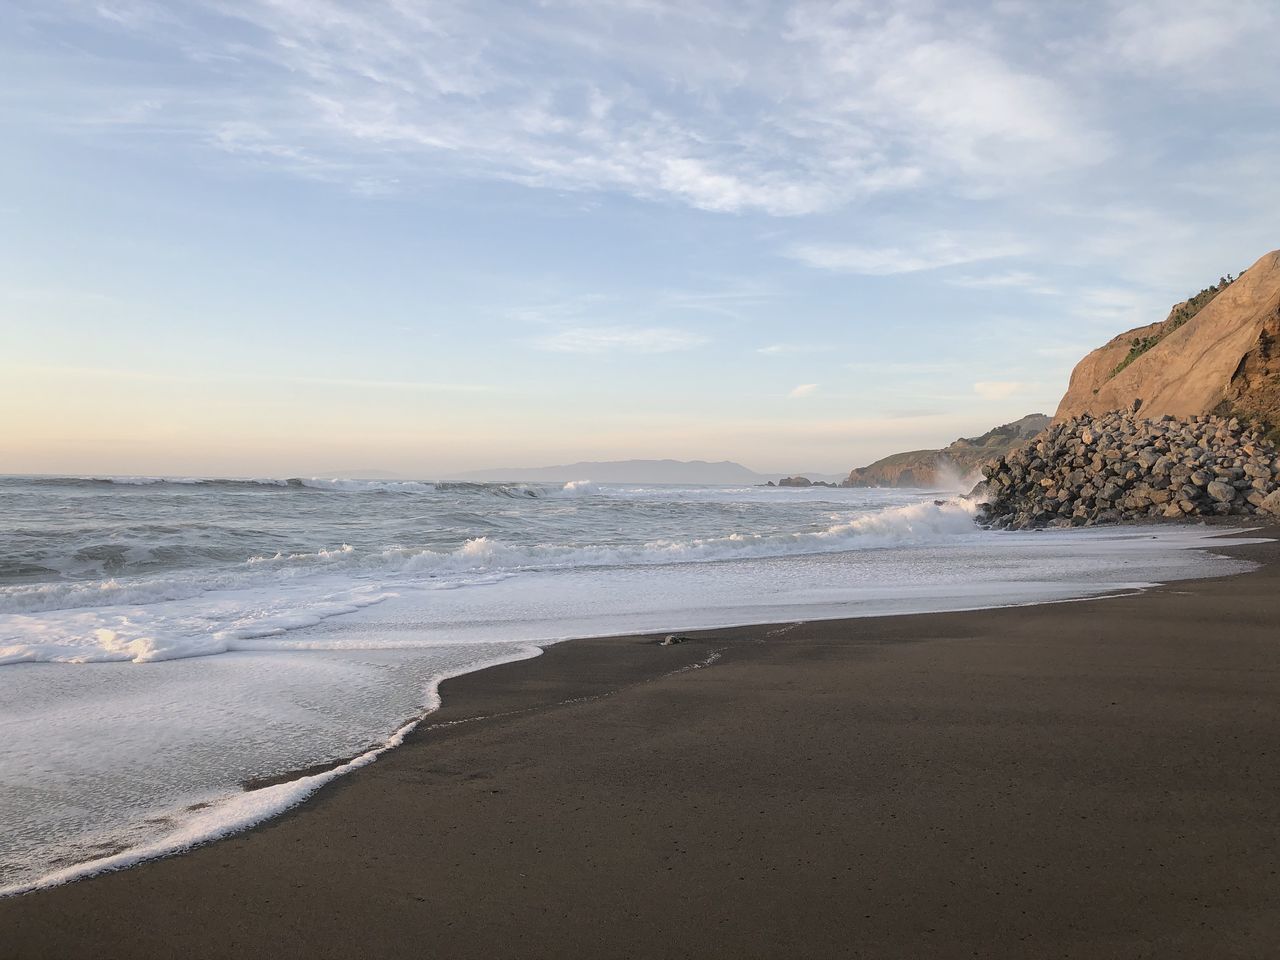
[[2, 0, 1278, 477]]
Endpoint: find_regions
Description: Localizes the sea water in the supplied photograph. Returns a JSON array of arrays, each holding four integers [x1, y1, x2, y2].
[[0, 475, 1261, 893]]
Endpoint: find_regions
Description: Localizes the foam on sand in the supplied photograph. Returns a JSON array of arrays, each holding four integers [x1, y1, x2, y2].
[[0, 644, 543, 897]]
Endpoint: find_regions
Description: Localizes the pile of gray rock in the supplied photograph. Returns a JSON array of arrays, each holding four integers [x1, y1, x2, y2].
[[977, 409, 1280, 529]]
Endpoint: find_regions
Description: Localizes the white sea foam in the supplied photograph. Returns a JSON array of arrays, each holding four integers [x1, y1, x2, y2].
[[1, 497, 970, 611], [0, 497, 981, 662], [295, 478, 439, 493], [0, 584, 396, 664], [269, 497, 979, 573], [0, 644, 543, 897]]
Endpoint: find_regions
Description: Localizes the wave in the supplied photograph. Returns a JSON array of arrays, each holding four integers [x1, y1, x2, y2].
[[4, 475, 875, 501], [5, 475, 728, 501], [237, 497, 981, 582], [0, 494, 984, 667], [13, 476, 295, 489], [0, 498, 981, 618], [5, 475, 604, 498], [373, 496, 983, 575]]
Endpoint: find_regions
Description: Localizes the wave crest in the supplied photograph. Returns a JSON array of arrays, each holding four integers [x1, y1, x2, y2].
[[8, 476, 614, 498]]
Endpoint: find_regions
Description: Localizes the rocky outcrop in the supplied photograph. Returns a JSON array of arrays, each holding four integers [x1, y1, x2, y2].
[[977, 408, 1280, 529], [845, 414, 1050, 488], [1055, 250, 1280, 429], [774, 476, 839, 487]]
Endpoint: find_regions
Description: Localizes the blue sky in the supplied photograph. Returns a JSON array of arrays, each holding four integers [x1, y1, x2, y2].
[[3, 0, 1278, 477]]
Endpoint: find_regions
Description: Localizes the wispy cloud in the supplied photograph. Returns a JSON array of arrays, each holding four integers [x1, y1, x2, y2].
[[758, 343, 820, 355], [973, 381, 1029, 401], [17, 364, 496, 393], [788, 235, 1026, 275], [949, 271, 1061, 295], [20, 0, 1105, 214], [845, 360, 961, 375], [533, 326, 708, 354], [788, 383, 819, 398], [282, 376, 495, 393], [1093, 0, 1279, 87], [1034, 344, 1093, 360]]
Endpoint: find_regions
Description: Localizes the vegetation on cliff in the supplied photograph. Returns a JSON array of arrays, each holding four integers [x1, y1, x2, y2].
[[1054, 250, 1280, 426], [1109, 275, 1240, 380]]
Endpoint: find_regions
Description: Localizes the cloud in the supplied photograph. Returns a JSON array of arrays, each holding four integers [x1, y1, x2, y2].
[[845, 361, 960, 374], [19, 364, 497, 393], [784, 3, 1105, 176], [788, 235, 1026, 275], [1097, 0, 1278, 83], [788, 383, 819, 398], [1034, 344, 1092, 360], [27, 0, 1104, 214], [281, 376, 495, 393], [973, 381, 1029, 401], [758, 343, 819, 355], [949, 271, 1060, 295], [533, 326, 708, 354]]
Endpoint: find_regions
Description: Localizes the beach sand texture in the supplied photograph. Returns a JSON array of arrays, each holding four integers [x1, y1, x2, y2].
[[2, 532, 1278, 959]]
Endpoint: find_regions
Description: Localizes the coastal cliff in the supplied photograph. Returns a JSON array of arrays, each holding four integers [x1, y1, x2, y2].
[[845, 414, 1049, 488], [978, 247, 1280, 527], [1055, 250, 1280, 429]]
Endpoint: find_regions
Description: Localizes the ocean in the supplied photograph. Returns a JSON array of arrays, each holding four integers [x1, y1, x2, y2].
[[0, 474, 1258, 894]]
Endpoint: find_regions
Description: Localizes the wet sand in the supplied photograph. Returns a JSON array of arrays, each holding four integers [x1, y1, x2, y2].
[[3, 530, 1279, 959]]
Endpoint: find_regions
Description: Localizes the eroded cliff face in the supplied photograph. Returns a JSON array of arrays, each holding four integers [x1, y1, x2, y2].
[[1221, 310, 1280, 431], [1054, 250, 1280, 425]]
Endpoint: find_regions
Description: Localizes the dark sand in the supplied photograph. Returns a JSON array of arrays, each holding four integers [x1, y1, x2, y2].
[[3, 531, 1279, 959]]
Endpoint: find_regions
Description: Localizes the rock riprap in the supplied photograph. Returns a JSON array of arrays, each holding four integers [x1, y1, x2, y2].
[[977, 410, 1280, 529]]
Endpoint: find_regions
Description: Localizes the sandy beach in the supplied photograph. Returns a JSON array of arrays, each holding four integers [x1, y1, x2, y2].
[[3, 528, 1278, 959]]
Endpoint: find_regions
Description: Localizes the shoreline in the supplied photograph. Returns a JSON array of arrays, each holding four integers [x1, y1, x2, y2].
[[4, 527, 1280, 957], [0, 525, 1259, 899]]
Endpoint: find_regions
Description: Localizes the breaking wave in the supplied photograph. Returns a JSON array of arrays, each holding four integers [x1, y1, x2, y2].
[[5, 476, 612, 498], [0, 498, 980, 619]]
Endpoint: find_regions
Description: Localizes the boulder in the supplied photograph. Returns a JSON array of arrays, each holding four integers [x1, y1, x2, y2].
[[1259, 489, 1280, 516], [1206, 480, 1237, 503]]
